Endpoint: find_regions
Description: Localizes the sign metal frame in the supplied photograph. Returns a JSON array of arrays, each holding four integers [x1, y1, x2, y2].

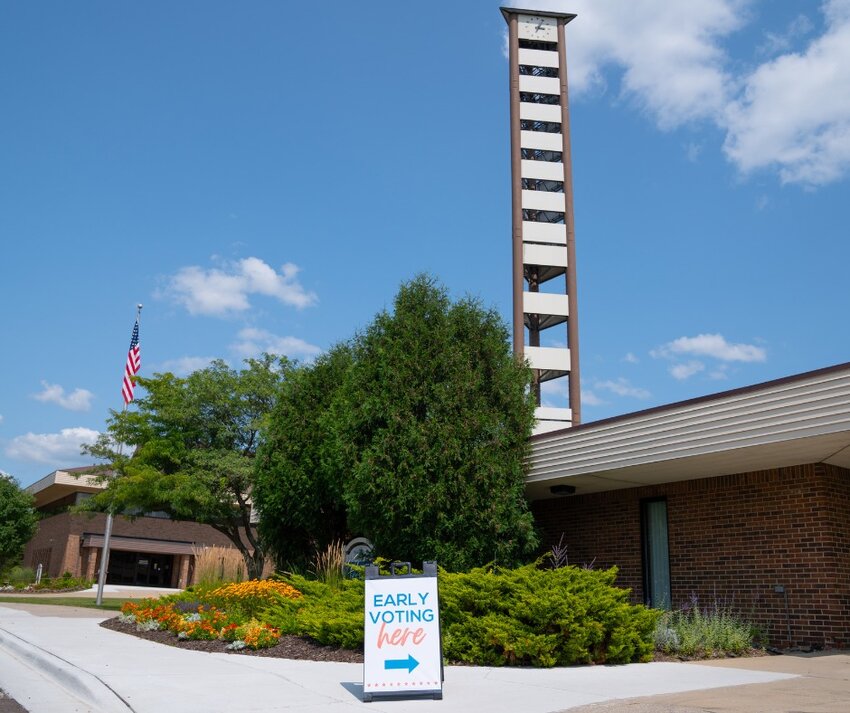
[[363, 561, 443, 702]]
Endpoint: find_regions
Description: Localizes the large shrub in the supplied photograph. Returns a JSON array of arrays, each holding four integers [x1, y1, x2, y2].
[[440, 564, 658, 666]]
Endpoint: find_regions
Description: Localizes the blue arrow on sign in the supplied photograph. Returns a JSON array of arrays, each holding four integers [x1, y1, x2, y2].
[[384, 655, 419, 673]]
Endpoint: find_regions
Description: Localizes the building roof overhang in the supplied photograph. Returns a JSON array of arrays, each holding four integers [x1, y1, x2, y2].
[[527, 362, 850, 501], [26, 466, 105, 509], [500, 7, 577, 24]]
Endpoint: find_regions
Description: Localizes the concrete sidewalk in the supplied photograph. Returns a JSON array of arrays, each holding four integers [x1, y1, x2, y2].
[[0, 603, 842, 713], [0, 584, 182, 600]]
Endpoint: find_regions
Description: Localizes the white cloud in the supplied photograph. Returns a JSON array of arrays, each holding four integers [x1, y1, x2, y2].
[[623, 352, 639, 364], [596, 378, 651, 399], [724, 2, 850, 186], [652, 333, 766, 362], [507, 1, 850, 186], [709, 364, 731, 380], [685, 142, 703, 162], [512, 0, 747, 127], [756, 14, 814, 57], [6, 427, 100, 465], [582, 389, 606, 406], [163, 257, 317, 317], [32, 381, 94, 412], [232, 328, 322, 361], [157, 356, 221, 376], [670, 360, 706, 380]]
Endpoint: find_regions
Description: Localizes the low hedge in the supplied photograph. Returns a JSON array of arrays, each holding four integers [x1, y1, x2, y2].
[[262, 575, 365, 650], [262, 563, 657, 666], [440, 564, 657, 666]]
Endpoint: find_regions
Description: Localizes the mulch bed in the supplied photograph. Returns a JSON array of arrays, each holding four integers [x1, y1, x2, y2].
[[100, 616, 364, 663], [101, 616, 770, 665]]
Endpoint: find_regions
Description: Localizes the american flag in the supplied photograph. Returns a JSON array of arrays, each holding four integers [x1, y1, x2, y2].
[[122, 318, 141, 404]]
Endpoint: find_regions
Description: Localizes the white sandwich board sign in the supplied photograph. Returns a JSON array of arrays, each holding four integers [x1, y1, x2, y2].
[[363, 561, 443, 702]]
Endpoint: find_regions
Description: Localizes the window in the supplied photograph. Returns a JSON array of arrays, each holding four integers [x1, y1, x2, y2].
[[521, 148, 562, 162], [519, 39, 557, 52], [519, 65, 559, 78], [520, 119, 562, 133], [522, 178, 564, 193], [522, 209, 565, 224], [520, 92, 560, 106], [641, 498, 671, 609]]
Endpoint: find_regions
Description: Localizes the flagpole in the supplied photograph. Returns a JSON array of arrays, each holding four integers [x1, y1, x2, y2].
[[96, 304, 142, 607]]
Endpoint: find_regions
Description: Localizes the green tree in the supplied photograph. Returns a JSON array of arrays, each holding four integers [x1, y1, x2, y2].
[[337, 276, 538, 569], [254, 345, 353, 568], [83, 355, 286, 579], [0, 473, 39, 574], [255, 275, 539, 571]]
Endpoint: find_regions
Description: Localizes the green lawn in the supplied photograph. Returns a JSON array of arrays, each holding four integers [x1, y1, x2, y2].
[[0, 596, 144, 611]]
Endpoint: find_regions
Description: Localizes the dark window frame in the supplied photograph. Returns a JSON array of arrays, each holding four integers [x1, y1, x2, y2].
[[519, 92, 560, 106], [519, 65, 559, 78], [521, 148, 563, 162], [520, 119, 562, 134], [518, 39, 558, 52], [640, 496, 672, 609], [522, 178, 565, 193]]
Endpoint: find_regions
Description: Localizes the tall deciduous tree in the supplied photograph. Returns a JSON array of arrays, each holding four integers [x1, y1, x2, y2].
[[0, 473, 39, 574], [84, 355, 286, 579]]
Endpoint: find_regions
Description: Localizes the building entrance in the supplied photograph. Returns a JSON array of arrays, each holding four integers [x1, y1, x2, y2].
[[107, 550, 174, 587]]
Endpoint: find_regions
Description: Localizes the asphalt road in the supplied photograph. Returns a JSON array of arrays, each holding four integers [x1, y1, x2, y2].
[[0, 690, 27, 713]]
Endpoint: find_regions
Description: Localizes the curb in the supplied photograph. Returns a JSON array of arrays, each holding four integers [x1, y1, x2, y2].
[[0, 627, 134, 713]]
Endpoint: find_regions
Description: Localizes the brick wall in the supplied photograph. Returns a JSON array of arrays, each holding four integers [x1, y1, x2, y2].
[[23, 512, 244, 579], [531, 463, 850, 648], [23, 511, 73, 577]]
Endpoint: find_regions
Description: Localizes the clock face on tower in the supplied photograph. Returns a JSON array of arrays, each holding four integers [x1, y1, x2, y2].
[[518, 14, 557, 42]]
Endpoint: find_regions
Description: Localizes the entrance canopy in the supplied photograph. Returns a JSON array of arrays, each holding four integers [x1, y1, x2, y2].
[[81, 534, 196, 555]]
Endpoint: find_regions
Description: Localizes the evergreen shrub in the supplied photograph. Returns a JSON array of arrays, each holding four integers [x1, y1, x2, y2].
[[262, 574, 365, 650], [440, 564, 658, 666], [263, 565, 658, 666]]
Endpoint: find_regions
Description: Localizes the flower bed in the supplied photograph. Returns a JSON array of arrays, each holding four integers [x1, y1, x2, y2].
[[118, 579, 301, 650]]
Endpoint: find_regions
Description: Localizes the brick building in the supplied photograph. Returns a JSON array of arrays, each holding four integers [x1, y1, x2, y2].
[[23, 467, 248, 588], [528, 362, 850, 648]]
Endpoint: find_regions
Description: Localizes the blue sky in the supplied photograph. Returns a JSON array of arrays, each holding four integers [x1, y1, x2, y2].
[[2, 1, 849, 487]]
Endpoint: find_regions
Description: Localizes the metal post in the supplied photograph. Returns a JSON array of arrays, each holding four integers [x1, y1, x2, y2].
[[95, 511, 113, 606], [95, 303, 142, 606]]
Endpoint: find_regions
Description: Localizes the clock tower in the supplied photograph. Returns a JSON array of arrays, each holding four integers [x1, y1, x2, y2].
[[501, 7, 581, 433]]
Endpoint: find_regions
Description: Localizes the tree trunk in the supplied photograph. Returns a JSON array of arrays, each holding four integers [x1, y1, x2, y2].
[[211, 522, 266, 581], [245, 549, 265, 580]]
